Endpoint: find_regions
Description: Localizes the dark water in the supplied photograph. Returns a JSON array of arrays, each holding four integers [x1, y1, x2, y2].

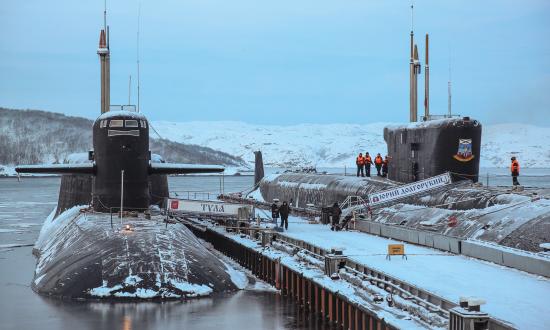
[[0, 176, 325, 330]]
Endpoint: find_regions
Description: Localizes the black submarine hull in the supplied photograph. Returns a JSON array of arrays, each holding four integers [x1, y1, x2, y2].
[[258, 173, 550, 253], [33, 208, 238, 299], [384, 117, 482, 183]]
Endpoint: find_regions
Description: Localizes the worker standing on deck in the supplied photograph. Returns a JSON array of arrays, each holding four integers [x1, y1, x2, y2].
[[279, 201, 290, 230], [375, 153, 383, 176], [382, 155, 390, 178], [511, 157, 520, 186], [356, 153, 365, 177], [364, 152, 373, 177], [330, 202, 342, 231], [271, 200, 280, 224]]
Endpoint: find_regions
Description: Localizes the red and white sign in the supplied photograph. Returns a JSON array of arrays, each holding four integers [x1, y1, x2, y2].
[[167, 198, 249, 216]]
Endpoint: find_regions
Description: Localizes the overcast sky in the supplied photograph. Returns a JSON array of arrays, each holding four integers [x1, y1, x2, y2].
[[1, 0, 549, 126]]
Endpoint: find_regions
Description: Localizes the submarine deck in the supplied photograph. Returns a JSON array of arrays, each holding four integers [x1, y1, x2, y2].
[[32, 206, 239, 299], [274, 214, 550, 330]]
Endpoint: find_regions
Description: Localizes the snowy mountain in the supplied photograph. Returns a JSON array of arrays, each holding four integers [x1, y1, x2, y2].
[[153, 121, 550, 168], [2, 108, 548, 173], [0, 108, 247, 169]]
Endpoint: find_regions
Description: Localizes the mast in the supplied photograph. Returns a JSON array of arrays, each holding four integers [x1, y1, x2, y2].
[[448, 55, 452, 117], [409, 4, 420, 122], [424, 33, 429, 120], [448, 73, 452, 117], [137, 3, 141, 112], [409, 4, 415, 122], [97, 1, 110, 114]]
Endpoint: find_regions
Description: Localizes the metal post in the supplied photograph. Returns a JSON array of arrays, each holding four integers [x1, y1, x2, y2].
[[120, 170, 124, 219], [486, 172, 489, 187]]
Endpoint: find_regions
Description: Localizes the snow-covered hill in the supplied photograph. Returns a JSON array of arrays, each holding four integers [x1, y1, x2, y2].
[[153, 121, 550, 168], [2, 106, 547, 171], [0, 108, 247, 169]]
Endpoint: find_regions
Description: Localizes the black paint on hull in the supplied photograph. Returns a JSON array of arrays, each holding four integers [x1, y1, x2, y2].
[[383, 118, 482, 183]]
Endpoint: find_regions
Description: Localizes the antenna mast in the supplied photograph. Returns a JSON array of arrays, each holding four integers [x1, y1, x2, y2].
[[103, 0, 107, 32], [137, 3, 141, 113], [448, 52, 452, 117], [409, 3, 420, 122], [128, 75, 132, 105], [98, 0, 111, 113], [448, 69, 452, 117], [424, 34, 429, 120]]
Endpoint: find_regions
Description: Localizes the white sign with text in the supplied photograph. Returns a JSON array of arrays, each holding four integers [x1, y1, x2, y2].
[[168, 198, 249, 216], [368, 172, 452, 206]]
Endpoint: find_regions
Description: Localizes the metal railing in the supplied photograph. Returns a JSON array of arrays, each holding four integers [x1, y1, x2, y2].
[[171, 190, 219, 201], [272, 232, 514, 330], [336, 169, 550, 189], [109, 104, 137, 112], [108, 206, 154, 228]]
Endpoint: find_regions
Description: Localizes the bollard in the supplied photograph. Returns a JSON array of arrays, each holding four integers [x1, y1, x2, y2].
[[449, 297, 489, 330], [324, 249, 347, 278]]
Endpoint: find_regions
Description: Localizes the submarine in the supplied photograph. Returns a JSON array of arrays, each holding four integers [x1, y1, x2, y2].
[[16, 15, 240, 299], [252, 30, 550, 255]]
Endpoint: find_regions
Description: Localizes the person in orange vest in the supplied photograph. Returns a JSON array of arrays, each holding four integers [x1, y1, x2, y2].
[[356, 153, 365, 177], [374, 153, 383, 176], [364, 152, 373, 177], [510, 157, 520, 186], [381, 155, 390, 178]]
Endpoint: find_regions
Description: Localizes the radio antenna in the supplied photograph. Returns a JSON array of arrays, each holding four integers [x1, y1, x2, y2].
[[103, 0, 107, 32], [410, 2, 414, 32], [137, 2, 141, 112], [448, 47, 452, 117]]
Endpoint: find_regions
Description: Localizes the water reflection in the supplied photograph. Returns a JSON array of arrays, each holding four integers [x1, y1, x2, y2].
[[122, 316, 131, 330], [37, 291, 331, 330]]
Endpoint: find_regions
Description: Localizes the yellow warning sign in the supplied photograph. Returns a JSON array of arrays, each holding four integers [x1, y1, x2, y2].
[[388, 244, 405, 256]]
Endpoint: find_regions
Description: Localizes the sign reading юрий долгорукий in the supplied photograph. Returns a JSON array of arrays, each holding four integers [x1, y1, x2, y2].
[[368, 172, 452, 206]]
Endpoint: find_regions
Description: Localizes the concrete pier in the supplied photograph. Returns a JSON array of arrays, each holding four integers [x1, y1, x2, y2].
[[179, 212, 549, 329]]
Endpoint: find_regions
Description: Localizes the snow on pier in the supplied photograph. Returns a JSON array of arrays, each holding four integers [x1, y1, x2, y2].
[[279, 215, 550, 330]]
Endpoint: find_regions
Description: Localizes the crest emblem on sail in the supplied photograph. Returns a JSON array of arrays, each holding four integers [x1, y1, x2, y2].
[[453, 139, 474, 162]]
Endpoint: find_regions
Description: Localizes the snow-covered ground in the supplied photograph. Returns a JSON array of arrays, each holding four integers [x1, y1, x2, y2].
[[153, 121, 550, 168], [0, 165, 16, 177], [277, 215, 550, 330]]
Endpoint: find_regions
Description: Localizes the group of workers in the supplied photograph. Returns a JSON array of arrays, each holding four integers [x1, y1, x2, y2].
[[271, 199, 345, 231], [355, 153, 522, 186], [355, 152, 390, 178]]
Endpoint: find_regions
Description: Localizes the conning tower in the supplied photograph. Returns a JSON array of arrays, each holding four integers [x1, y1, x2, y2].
[[384, 10, 481, 184]]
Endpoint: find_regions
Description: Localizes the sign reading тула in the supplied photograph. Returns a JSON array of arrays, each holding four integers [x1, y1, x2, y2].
[[168, 198, 249, 216], [368, 172, 452, 206]]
